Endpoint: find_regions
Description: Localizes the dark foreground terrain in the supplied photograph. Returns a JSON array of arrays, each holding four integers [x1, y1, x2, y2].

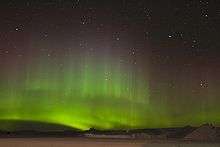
[[1, 122, 220, 146], [0, 138, 220, 147]]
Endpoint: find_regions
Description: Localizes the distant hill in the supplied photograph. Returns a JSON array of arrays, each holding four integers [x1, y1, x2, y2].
[[0, 119, 78, 132]]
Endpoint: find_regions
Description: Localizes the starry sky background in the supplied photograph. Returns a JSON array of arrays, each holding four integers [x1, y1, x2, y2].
[[0, 0, 220, 130]]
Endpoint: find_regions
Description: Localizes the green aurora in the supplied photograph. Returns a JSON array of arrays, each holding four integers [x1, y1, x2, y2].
[[0, 53, 220, 131]]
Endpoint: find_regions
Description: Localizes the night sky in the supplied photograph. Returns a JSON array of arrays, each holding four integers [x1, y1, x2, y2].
[[0, 0, 220, 130]]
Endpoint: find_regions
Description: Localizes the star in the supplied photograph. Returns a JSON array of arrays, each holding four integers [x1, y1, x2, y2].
[[15, 27, 19, 31], [200, 80, 209, 88]]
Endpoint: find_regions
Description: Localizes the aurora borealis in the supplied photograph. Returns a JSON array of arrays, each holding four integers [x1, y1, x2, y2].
[[0, 52, 151, 130], [0, 1, 220, 131]]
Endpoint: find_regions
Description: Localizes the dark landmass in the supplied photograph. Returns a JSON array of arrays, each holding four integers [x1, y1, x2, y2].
[[0, 120, 77, 132], [0, 121, 220, 142], [0, 120, 81, 137]]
